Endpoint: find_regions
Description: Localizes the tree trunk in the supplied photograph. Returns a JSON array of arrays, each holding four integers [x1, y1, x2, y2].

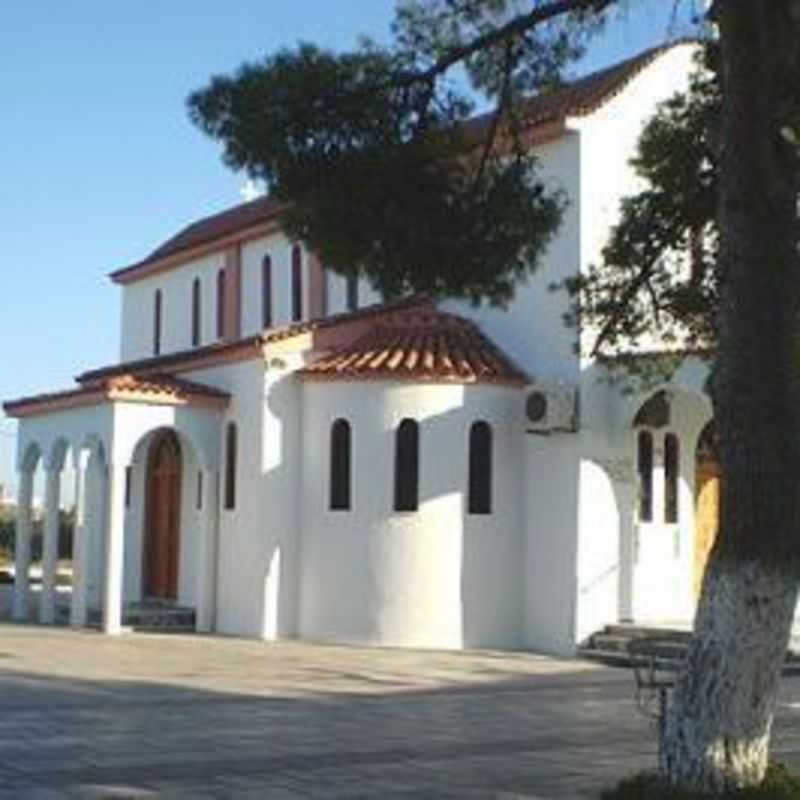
[[663, 2, 800, 792], [664, 561, 797, 790]]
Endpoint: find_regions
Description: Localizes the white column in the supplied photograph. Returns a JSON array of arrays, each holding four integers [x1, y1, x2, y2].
[[12, 471, 34, 621], [39, 467, 61, 624], [196, 468, 219, 633], [102, 464, 126, 635], [69, 452, 90, 627]]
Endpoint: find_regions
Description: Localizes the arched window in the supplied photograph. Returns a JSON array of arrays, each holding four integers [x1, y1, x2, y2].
[[196, 470, 203, 511], [216, 268, 226, 339], [224, 422, 237, 510], [153, 290, 163, 355], [329, 419, 351, 511], [291, 244, 303, 322], [468, 421, 493, 515], [262, 255, 273, 329], [346, 274, 359, 312], [664, 433, 680, 523], [191, 278, 201, 347], [637, 431, 654, 522], [394, 419, 419, 512]]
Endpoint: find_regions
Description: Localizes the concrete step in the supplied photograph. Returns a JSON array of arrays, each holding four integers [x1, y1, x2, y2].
[[87, 602, 196, 633], [579, 624, 800, 676]]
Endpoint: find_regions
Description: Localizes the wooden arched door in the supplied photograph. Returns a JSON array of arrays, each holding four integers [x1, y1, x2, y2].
[[144, 430, 182, 599], [694, 422, 721, 598]]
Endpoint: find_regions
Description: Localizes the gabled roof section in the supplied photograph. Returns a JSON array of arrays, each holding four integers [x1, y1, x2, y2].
[[110, 194, 284, 285], [464, 40, 690, 143], [78, 295, 432, 384], [109, 42, 690, 287], [298, 307, 529, 386], [4, 375, 230, 419]]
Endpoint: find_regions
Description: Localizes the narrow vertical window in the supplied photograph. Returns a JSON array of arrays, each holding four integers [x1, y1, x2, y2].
[[468, 421, 493, 515], [191, 278, 202, 347], [329, 419, 351, 511], [665, 433, 679, 523], [196, 470, 203, 511], [291, 244, 303, 322], [394, 419, 419, 512], [346, 274, 359, 312], [216, 268, 226, 339], [320, 264, 329, 317], [262, 255, 272, 328], [124, 466, 132, 508], [153, 290, 162, 356], [637, 431, 653, 522], [224, 422, 237, 510]]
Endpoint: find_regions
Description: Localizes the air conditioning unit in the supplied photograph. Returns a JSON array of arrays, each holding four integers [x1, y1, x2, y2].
[[525, 382, 578, 434]]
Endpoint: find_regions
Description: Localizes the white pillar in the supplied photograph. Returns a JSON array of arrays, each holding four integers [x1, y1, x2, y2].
[[70, 451, 90, 627], [196, 468, 219, 633], [39, 467, 61, 624], [102, 464, 126, 635], [12, 471, 34, 621]]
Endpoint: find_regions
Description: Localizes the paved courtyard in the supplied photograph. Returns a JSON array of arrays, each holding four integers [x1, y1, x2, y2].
[[1, 626, 800, 798]]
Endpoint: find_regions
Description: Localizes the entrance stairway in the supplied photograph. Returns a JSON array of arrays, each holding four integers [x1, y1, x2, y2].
[[87, 600, 196, 633], [579, 623, 800, 675]]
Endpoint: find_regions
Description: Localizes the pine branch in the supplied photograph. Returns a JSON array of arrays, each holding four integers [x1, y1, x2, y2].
[[397, 0, 615, 87]]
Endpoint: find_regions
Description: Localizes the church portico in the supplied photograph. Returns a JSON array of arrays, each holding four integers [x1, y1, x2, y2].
[[5, 376, 229, 636]]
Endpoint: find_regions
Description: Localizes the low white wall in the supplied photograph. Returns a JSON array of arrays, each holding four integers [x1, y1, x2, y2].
[[184, 358, 302, 639], [299, 381, 524, 649]]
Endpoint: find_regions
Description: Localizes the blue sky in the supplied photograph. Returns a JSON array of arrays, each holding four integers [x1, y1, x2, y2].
[[0, 1, 698, 493]]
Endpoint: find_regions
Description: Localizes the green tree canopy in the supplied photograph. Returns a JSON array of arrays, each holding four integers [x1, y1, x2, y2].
[[561, 43, 720, 383], [188, 0, 614, 304]]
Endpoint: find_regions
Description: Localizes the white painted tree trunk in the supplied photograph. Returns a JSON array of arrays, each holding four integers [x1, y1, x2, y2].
[[663, 559, 798, 792]]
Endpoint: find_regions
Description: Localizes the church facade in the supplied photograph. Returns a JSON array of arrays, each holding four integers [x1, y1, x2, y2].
[[5, 42, 717, 655]]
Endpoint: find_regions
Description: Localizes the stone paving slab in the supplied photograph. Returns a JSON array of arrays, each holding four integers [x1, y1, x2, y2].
[[0, 624, 798, 798]]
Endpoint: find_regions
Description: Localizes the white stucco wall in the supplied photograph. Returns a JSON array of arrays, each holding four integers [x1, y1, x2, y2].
[[179, 357, 303, 639], [444, 132, 582, 383], [576, 42, 698, 359], [120, 232, 380, 363], [299, 381, 524, 649], [119, 251, 226, 362]]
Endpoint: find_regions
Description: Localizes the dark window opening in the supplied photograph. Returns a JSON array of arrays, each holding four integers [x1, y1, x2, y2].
[[153, 290, 163, 356], [394, 419, 419, 512], [192, 278, 201, 347], [196, 470, 203, 511], [346, 274, 359, 312], [291, 244, 303, 322], [329, 419, 352, 511], [637, 431, 654, 522], [124, 466, 132, 508], [224, 422, 237, 510], [665, 433, 679, 523], [216, 269, 226, 339], [468, 421, 493, 514], [262, 255, 273, 328]]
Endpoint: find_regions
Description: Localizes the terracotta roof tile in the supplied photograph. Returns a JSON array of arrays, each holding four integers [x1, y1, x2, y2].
[[79, 295, 432, 384], [298, 308, 529, 386], [4, 374, 229, 419], [463, 41, 687, 143]]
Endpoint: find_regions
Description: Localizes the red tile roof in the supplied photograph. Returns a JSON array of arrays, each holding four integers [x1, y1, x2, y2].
[[4, 374, 229, 419], [110, 194, 284, 283], [110, 43, 690, 286], [464, 42, 687, 142], [298, 307, 529, 386], [78, 295, 432, 384]]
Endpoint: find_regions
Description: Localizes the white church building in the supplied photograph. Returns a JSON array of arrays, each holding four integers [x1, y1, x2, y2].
[[4, 42, 719, 655]]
